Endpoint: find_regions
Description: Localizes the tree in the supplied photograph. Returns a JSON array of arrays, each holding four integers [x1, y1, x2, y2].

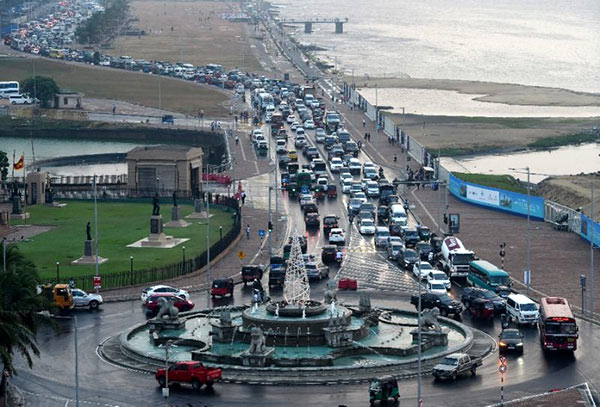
[[0, 151, 8, 181], [0, 245, 53, 403], [20, 76, 59, 108]]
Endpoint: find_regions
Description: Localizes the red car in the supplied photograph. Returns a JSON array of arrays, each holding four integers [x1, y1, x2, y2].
[[144, 293, 194, 316], [155, 361, 222, 390]]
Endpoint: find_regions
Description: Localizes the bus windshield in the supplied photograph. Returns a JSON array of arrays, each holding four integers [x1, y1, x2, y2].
[[489, 275, 510, 286], [545, 322, 577, 335]]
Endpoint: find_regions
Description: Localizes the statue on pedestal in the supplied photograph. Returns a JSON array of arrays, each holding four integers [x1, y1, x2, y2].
[[86, 222, 92, 241], [247, 327, 267, 354], [152, 193, 160, 216], [421, 307, 442, 332], [172, 190, 178, 207], [156, 297, 179, 320]]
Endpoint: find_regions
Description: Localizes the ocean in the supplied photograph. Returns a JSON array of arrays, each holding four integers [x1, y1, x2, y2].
[[276, 0, 600, 93]]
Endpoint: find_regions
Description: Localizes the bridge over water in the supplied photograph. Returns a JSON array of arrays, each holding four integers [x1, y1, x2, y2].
[[279, 17, 348, 34]]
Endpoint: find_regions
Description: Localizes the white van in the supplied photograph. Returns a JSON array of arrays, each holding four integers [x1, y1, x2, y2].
[[506, 293, 539, 325], [9, 94, 34, 105], [389, 203, 407, 223]]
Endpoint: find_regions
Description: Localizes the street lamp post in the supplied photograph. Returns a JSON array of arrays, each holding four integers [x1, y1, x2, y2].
[[526, 166, 531, 295], [206, 165, 211, 308], [56, 261, 60, 284], [74, 316, 79, 407], [93, 175, 99, 294], [2, 237, 6, 272], [590, 180, 595, 316], [417, 260, 422, 407], [130, 256, 134, 286]]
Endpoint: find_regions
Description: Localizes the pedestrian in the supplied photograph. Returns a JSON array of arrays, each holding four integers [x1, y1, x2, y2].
[[246, 224, 251, 240], [241, 191, 246, 205], [362, 118, 366, 128], [112, 103, 116, 115], [364, 132, 368, 140], [235, 135, 240, 145], [393, 154, 397, 162], [69, 277, 75, 289]]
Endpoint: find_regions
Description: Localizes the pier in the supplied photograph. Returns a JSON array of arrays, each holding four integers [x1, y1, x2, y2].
[[279, 17, 348, 34]]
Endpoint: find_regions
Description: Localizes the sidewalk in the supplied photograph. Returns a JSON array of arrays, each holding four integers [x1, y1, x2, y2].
[[101, 204, 286, 302]]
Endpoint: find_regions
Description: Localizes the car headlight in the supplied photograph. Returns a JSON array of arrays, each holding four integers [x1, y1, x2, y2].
[[499, 341, 507, 347]]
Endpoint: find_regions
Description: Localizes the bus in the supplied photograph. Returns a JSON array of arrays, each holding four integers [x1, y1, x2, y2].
[[296, 170, 312, 188], [467, 260, 512, 296], [0, 81, 19, 98], [539, 297, 578, 351]]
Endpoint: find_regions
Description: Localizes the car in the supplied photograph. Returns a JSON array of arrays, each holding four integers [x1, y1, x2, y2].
[[305, 262, 329, 280], [410, 292, 463, 317], [265, 112, 272, 122], [299, 193, 313, 208], [348, 158, 362, 175], [386, 236, 403, 248], [322, 214, 339, 235], [364, 167, 378, 180], [295, 127, 306, 137], [328, 228, 345, 245], [316, 177, 329, 188], [506, 293, 539, 325], [427, 280, 448, 295], [358, 210, 374, 221], [350, 182, 363, 195], [352, 191, 367, 204], [415, 241, 434, 260], [461, 287, 506, 312], [374, 226, 391, 247], [340, 169, 353, 181], [432, 353, 482, 380], [295, 136, 307, 149], [330, 157, 344, 172], [305, 147, 320, 161], [286, 115, 296, 124], [288, 150, 298, 161], [8, 94, 35, 105], [304, 119, 315, 129], [359, 218, 376, 235], [291, 121, 300, 131], [413, 261, 434, 279], [397, 248, 419, 269], [144, 293, 195, 315], [498, 329, 524, 354], [427, 270, 451, 290], [155, 361, 222, 390], [365, 181, 380, 197], [141, 285, 189, 302], [347, 198, 363, 215], [71, 288, 103, 310], [321, 245, 338, 264], [386, 242, 403, 259], [341, 178, 353, 194], [402, 228, 420, 247], [377, 206, 389, 223], [315, 128, 326, 142], [304, 212, 320, 228], [417, 225, 431, 241]]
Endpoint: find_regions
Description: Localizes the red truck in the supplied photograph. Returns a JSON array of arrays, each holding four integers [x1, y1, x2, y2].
[[155, 361, 222, 390]]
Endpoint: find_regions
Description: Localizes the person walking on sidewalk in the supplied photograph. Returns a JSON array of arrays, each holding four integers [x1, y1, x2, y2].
[[246, 224, 251, 240], [235, 135, 240, 145], [241, 191, 247, 206], [362, 118, 366, 128]]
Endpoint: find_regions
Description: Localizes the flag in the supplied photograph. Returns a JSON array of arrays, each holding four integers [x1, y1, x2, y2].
[[13, 155, 24, 170]]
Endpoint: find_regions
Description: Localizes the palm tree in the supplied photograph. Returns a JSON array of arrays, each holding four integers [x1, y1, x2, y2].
[[0, 245, 53, 403]]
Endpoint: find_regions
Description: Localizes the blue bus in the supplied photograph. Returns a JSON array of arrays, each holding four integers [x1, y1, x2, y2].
[[468, 260, 512, 296]]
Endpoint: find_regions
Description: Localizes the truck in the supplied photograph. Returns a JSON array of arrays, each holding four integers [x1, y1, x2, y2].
[[432, 353, 482, 380], [324, 110, 341, 134], [38, 283, 75, 315], [438, 236, 475, 278], [155, 361, 222, 390], [268, 256, 286, 287]]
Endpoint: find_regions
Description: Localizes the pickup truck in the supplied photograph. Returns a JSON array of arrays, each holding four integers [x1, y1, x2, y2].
[[155, 361, 221, 390], [432, 353, 482, 380], [410, 293, 463, 317]]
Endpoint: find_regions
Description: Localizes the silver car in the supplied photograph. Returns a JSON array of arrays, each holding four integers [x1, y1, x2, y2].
[[72, 288, 103, 310]]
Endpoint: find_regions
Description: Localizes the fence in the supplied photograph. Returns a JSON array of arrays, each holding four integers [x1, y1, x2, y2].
[[59, 198, 241, 292]]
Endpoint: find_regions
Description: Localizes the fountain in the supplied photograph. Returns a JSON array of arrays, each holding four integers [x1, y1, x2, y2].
[[108, 232, 491, 384]]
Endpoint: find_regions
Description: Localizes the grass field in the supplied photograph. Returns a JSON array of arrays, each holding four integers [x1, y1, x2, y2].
[[12, 200, 235, 280], [453, 172, 531, 195], [110, 0, 263, 73], [0, 57, 229, 116]]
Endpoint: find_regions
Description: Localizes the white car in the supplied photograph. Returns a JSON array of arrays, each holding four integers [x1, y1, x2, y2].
[[315, 128, 326, 143], [365, 181, 380, 197], [413, 261, 434, 280], [265, 112, 273, 123], [352, 191, 368, 204], [341, 178, 353, 194], [427, 281, 448, 295], [295, 135, 307, 148], [295, 127, 306, 137], [359, 218, 376, 235], [141, 285, 189, 302], [316, 177, 329, 188], [276, 139, 287, 154], [305, 262, 329, 280], [375, 226, 391, 247], [348, 158, 362, 175], [299, 193, 313, 207], [304, 119, 315, 129], [386, 236, 403, 249], [286, 115, 296, 124], [330, 157, 344, 172], [363, 162, 376, 172], [71, 288, 103, 310], [328, 228, 345, 245], [428, 270, 451, 290], [9, 94, 35, 105]]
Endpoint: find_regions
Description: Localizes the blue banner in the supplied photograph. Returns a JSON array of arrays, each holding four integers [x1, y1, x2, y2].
[[579, 214, 600, 248], [449, 173, 544, 219]]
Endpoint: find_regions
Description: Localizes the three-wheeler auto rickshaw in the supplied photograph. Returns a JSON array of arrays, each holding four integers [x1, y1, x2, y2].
[[327, 184, 337, 199], [469, 298, 495, 320], [211, 278, 234, 298], [369, 376, 400, 405]]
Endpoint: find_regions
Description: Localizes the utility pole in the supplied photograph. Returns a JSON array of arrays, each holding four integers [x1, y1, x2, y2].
[[74, 316, 79, 407], [206, 164, 211, 308], [93, 175, 99, 293], [590, 180, 595, 316], [526, 166, 531, 295], [417, 260, 422, 407]]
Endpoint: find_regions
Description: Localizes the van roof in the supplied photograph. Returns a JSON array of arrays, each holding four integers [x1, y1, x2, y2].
[[508, 293, 535, 304]]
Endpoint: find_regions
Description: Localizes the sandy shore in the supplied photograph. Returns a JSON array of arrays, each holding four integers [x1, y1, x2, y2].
[[537, 174, 600, 220], [345, 76, 600, 107]]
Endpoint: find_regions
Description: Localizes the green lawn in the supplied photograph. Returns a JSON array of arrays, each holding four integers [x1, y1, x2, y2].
[[453, 172, 532, 195], [12, 200, 235, 281]]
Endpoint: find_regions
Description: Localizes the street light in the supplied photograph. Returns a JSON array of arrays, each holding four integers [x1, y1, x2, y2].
[[56, 261, 60, 284], [130, 256, 134, 286], [509, 167, 531, 294], [417, 260, 423, 407], [93, 175, 99, 294]]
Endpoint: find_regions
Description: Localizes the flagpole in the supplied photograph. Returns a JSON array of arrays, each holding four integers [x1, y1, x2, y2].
[[23, 152, 27, 226], [12, 150, 15, 180]]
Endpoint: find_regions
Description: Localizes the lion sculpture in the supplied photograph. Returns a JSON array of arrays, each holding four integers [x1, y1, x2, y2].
[[324, 280, 337, 304], [247, 327, 267, 354], [156, 297, 179, 320], [421, 307, 442, 332]]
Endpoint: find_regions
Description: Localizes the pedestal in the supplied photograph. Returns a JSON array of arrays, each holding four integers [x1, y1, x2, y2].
[[84, 239, 96, 257], [194, 199, 204, 213], [72, 239, 108, 265], [323, 328, 353, 348], [210, 321, 240, 343], [185, 199, 211, 219], [240, 348, 274, 367], [165, 206, 190, 228], [150, 215, 163, 235], [411, 329, 448, 346], [12, 196, 22, 215], [147, 318, 186, 333]]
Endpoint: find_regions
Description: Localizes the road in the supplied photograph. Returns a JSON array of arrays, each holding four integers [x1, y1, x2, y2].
[[13, 108, 600, 407]]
